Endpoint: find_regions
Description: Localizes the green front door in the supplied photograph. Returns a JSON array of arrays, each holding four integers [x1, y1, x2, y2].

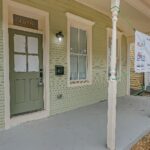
[[9, 29, 44, 116]]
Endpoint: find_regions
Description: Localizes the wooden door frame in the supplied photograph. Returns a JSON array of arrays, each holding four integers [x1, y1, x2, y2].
[[127, 42, 135, 96], [3, 0, 50, 129]]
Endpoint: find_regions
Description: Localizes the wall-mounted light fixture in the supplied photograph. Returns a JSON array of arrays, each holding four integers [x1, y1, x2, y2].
[[56, 31, 64, 42]]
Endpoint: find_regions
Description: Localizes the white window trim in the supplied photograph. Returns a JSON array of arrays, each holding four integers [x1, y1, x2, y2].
[[3, 0, 50, 129], [66, 13, 94, 87], [8, 25, 44, 34], [107, 28, 122, 82]]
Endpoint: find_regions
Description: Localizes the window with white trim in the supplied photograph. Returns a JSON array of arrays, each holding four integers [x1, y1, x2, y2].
[[107, 28, 122, 81], [66, 13, 94, 86], [70, 27, 87, 80]]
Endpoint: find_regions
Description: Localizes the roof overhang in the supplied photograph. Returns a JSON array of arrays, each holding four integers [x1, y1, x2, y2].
[[75, 0, 150, 37]]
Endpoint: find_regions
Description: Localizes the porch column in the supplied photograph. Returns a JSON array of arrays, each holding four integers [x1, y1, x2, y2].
[[107, 0, 120, 150]]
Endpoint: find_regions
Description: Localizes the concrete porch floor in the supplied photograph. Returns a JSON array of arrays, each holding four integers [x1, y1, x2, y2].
[[0, 96, 150, 150]]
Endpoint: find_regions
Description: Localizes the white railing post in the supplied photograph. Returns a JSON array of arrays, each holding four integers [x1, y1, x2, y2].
[[107, 0, 120, 150]]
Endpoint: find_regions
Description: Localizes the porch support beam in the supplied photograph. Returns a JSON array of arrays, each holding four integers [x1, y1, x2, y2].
[[107, 0, 120, 150]]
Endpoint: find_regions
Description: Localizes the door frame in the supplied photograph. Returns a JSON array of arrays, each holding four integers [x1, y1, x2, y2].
[[3, 0, 50, 129], [127, 42, 135, 96]]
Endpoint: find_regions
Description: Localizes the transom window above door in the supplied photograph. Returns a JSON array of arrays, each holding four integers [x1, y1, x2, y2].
[[14, 34, 39, 72], [66, 13, 95, 86]]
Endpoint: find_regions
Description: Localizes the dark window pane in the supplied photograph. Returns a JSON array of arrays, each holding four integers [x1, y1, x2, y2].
[[79, 29, 87, 54], [70, 54, 78, 80], [70, 27, 78, 53], [79, 56, 87, 80]]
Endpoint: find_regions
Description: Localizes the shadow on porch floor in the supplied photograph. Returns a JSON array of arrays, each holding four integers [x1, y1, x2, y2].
[[0, 96, 150, 150]]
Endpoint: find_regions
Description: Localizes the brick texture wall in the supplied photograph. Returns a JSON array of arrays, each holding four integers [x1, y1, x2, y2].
[[0, 0, 5, 128], [0, 0, 127, 128]]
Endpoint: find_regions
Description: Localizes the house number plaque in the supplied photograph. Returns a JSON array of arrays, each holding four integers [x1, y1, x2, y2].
[[13, 14, 38, 30]]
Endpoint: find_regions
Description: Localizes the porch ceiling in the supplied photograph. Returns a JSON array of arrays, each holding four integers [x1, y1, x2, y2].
[[75, 0, 150, 36]]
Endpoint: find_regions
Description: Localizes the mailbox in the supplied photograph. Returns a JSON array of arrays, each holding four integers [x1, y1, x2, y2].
[[55, 65, 64, 76]]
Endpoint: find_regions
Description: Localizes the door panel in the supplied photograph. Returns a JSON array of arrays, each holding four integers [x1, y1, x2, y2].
[[30, 78, 40, 101], [9, 29, 44, 116], [15, 79, 26, 103]]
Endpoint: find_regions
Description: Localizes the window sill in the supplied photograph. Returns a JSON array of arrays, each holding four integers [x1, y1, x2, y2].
[[68, 80, 92, 87]]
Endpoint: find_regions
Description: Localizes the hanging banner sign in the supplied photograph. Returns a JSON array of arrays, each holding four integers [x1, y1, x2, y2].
[[135, 31, 150, 73]]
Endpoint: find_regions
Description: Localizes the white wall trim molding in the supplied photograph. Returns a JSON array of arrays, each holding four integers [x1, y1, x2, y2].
[[127, 42, 135, 96], [126, 40, 133, 96], [66, 12, 94, 87], [145, 73, 150, 90], [3, 0, 50, 129], [8, 25, 44, 34], [126, 34, 134, 96], [126, 40, 130, 96]]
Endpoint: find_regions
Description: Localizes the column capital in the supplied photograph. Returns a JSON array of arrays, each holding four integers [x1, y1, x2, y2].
[[111, 0, 120, 12]]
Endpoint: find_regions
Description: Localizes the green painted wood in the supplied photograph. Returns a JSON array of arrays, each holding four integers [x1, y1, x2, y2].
[[9, 29, 44, 116]]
